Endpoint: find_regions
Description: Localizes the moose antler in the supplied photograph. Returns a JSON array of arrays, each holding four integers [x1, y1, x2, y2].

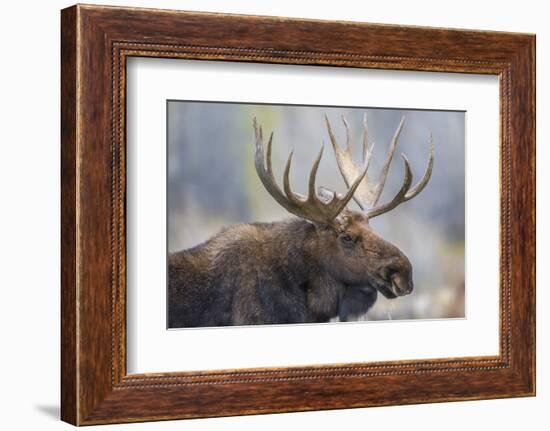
[[325, 114, 434, 219], [253, 118, 369, 227]]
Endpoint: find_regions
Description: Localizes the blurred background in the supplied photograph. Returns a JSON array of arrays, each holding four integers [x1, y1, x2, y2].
[[168, 101, 465, 321]]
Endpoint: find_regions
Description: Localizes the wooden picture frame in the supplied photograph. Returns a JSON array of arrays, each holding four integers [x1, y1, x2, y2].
[[61, 4, 535, 425]]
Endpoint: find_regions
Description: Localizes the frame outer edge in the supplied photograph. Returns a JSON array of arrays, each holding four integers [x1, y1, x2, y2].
[[505, 35, 536, 395], [526, 35, 536, 395], [531, 34, 536, 396], [61, 4, 80, 426], [523, 34, 536, 395]]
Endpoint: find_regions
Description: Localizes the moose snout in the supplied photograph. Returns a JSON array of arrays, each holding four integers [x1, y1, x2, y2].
[[391, 272, 413, 296]]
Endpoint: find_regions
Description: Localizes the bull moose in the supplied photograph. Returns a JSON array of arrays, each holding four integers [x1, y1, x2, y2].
[[168, 114, 434, 328]]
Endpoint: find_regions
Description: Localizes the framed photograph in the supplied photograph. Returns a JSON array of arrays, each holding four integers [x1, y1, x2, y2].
[[61, 4, 535, 425]]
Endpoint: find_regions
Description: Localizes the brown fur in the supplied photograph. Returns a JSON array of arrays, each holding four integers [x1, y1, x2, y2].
[[168, 209, 412, 328]]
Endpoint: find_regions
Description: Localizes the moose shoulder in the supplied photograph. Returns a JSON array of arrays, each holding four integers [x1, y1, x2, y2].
[[168, 115, 434, 328]]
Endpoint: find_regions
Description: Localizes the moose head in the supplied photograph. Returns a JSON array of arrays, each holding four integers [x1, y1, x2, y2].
[[253, 114, 434, 302]]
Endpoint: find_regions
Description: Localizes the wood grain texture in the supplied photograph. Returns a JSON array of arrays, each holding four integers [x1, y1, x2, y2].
[[60, 5, 78, 425], [60, 4, 536, 425]]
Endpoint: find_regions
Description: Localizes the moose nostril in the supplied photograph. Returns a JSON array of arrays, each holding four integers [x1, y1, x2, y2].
[[391, 274, 413, 296]]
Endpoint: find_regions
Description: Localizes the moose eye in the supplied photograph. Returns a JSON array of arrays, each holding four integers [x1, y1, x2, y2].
[[340, 234, 354, 244]]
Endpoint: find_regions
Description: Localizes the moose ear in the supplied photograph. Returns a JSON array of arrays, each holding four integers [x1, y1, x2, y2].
[[317, 186, 343, 203]]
